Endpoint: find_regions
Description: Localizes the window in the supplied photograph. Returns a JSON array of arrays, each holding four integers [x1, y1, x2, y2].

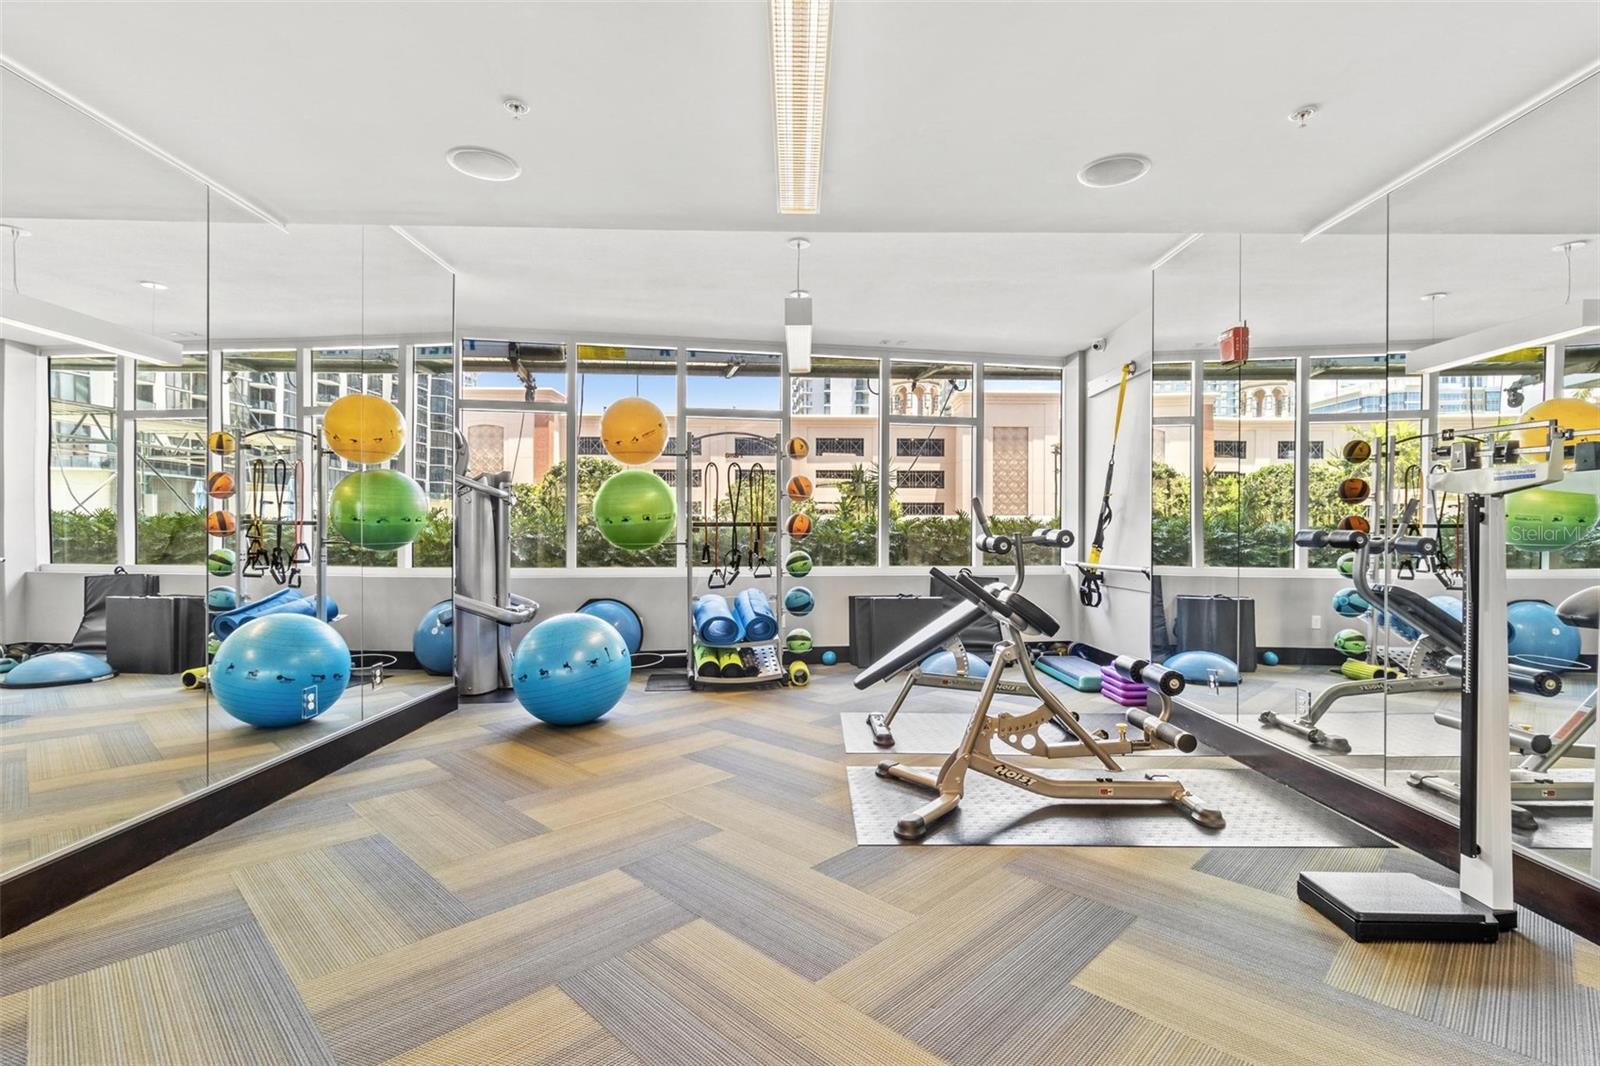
[[48, 356, 118, 563], [981, 363, 1063, 565], [223, 350, 298, 439], [134, 421, 207, 564], [1152, 426, 1192, 566], [889, 424, 973, 565], [889, 359, 972, 417], [579, 344, 677, 568], [412, 345, 455, 567], [1214, 440, 1247, 459], [1278, 440, 1325, 459], [685, 349, 779, 410], [461, 409, 566, 568], [136, 352, 207, 411], [790, 354, 880, 566], [688, 417, 779, 574], [1309, 353, 1419, 415]]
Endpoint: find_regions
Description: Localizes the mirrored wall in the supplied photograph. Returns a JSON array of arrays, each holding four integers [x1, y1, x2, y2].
[[0, 72, 455, 880], [1152, 77, 1599, 885]]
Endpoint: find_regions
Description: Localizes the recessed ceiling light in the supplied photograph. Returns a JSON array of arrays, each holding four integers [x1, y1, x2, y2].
[[1076, 154, 1151, 189], [445, 146, 521, 182], [138, 280, 168, 291], [1420, 292, 1449, 301]]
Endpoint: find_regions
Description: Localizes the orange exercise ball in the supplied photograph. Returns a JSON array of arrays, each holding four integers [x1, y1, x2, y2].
[[206, 511, 237, 537], [324, 394, 405, 464], [206, 472, 236, 499], [786, 475, 813, 501], [600, 397, 668, 465], [787, 512, 813, 540]]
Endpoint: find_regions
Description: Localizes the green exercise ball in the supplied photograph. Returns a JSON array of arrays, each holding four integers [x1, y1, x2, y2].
[[1506, 485, 1600, 553], [1333, 628, 1368, 657], [593, 469, 676, 550], [328, 469, 429, 552], [1335, 552, 1356, 577]]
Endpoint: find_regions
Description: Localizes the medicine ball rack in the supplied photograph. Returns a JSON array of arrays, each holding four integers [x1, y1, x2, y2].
[[681, 429, 791, 689]]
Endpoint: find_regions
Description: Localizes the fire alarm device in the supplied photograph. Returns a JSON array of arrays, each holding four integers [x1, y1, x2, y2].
[[1218, 323, 1249, 365]]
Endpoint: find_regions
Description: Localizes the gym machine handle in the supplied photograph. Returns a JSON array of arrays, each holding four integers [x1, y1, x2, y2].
[[1294, 529, 1368, 550], [975, 534, 1014, 556], [1021, 527, 1075, 548], [1377, 534, 1437, 557], [1111, 654, 1185, 696], [1126, 707, 1198, 753]]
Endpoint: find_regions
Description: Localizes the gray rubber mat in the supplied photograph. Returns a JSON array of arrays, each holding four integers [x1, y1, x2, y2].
[[846, 765, 1391, 847], [1384, 768, 1595, 849], [839, 711, 1221, 757]]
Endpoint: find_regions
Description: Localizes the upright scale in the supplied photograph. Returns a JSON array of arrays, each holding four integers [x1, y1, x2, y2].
[[1298, 420, 1565, 942]]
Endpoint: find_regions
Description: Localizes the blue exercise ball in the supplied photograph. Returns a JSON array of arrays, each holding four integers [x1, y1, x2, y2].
[[511, 613, 631, 726], [212, 614, 350, 728], [1261, 650, 1280, 666], [1332, 587, 1371, 618], [820, 650, 837, 666], [1430, 593, 1514, 640], [1370, 607, 1420, 642], [1163, 650, 1240, 685], [0, 651, 116, 688], [207, 586, 240, 612], [921, 649, 989, 677], [784, 585, 816, 617], [1507, 599, 1582, 666], [577, 598, 644, 655], [413, 600, 454, 675]]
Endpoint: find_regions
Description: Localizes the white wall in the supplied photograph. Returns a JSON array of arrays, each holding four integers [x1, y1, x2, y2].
[[1063, 311, 1153, 657], [1, 343, 45, 647]]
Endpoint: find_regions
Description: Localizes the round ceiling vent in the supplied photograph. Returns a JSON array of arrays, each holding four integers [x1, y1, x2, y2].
[[1076, 154, 1151, 189], [445, 146, 522, 182]]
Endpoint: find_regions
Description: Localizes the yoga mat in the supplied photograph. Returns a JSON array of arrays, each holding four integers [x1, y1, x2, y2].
[[734, 588, 778, 641], [212, 590, 339, 639], [693, 594, 744, 646]]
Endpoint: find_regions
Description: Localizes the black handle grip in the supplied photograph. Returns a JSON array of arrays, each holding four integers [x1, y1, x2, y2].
[[1126, 708, 1197, 753], [1024, 528, 1075, 549], [1294, 528, 1369, 549], [976, 534, 1013, 556], [1293, 530, 1327, 548], [1111, 655, 1185, 695], [1386, 535, 1437, 557]]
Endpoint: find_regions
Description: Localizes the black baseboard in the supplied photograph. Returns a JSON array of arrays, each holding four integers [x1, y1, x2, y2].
[[0, 686, 457, 937], [1168, 699, 1600, 943]]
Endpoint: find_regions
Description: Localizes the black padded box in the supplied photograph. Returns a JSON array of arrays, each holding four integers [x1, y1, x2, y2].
[[106, 595, 207, 675], [1173, 594, 1258, 672]]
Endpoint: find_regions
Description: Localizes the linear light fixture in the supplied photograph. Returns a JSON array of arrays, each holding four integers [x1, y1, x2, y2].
[[1405, 299, 1599, 374], [770, 0, 831, 214], [1150, 233, 1204, 272], [0, 53, 287, 232], [0, 291, 183, 365], [389, 226, 458, 275], [1302, 58, 1600, 242]]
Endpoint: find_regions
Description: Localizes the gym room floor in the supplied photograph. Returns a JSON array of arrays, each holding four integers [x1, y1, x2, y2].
[[0, 671, 450, 872], [4, 670, 1596, 1066]]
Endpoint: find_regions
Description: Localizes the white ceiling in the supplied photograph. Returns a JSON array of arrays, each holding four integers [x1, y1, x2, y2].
[[2, 1, 1597, 233], [0, 2, 1596, 353]]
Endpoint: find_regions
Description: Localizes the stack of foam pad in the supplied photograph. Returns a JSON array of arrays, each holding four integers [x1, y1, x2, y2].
[[1098, 663, 1149, 708], [694, 643, 755, 678]]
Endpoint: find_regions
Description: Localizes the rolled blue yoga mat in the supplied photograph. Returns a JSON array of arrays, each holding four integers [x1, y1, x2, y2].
[[212, 589, 340, 640], [734, 588, 778, 641], [694, 594, 745, 646]]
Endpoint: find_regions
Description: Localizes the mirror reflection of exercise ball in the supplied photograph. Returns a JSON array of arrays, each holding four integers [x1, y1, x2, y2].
[[594, 469, 676, 550], [324, 394, 405, 464], [600, 397, 668, 465], [212, 614, 350, 728], [1515, 397, 1600, 451], [786, 512, 812, 540], [206, 472, 236, 499], [328, 469, 430, 551], [1506, 483, 1599, 553]]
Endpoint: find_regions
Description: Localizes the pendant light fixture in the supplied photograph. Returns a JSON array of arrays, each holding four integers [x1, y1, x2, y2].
[[785, 236, 812, 374]]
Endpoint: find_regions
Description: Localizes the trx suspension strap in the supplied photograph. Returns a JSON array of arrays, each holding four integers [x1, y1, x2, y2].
[[1079, 361, 1134, 608]]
